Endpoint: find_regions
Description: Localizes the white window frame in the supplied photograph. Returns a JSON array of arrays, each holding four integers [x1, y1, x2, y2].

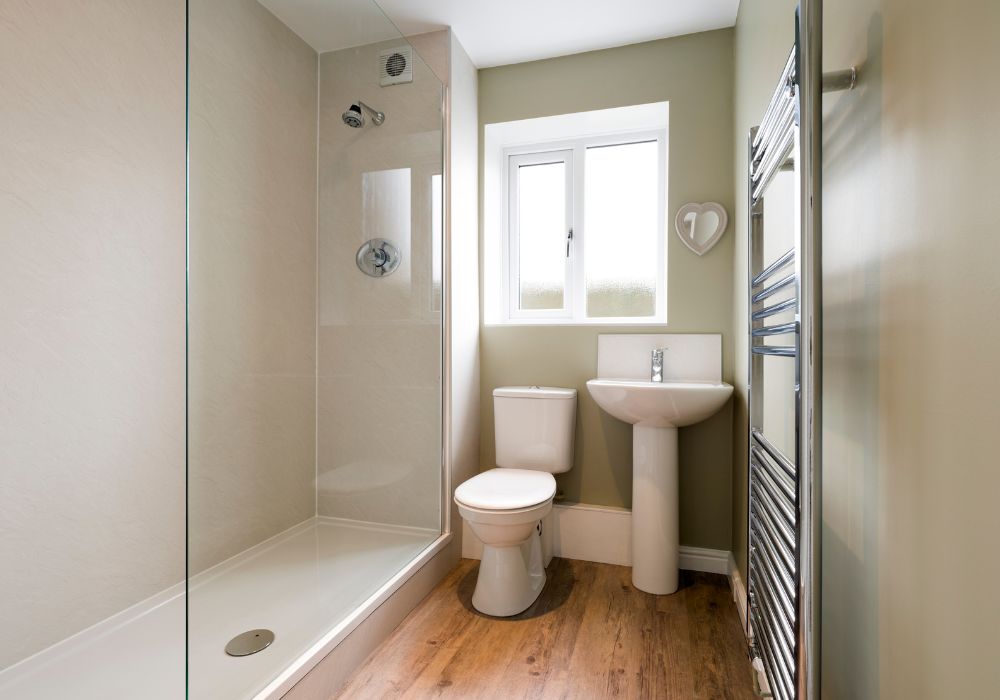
[[499, 129, 667, 325], [504, 149, 574, 320]]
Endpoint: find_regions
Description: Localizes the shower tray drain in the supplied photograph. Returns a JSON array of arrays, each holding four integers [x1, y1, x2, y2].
[[225, 629, 275, 657]]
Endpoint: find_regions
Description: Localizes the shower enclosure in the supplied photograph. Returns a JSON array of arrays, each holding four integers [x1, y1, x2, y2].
[[0, 0, 449, 698], [187, 0, 447, 697]]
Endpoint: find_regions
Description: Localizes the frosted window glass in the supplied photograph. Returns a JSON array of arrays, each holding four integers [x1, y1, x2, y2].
[[584, 141, 659, 317], [517, 161, 566, 310]]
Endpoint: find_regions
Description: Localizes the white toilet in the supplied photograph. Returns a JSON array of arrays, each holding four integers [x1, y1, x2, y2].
[[455, 386, 576, 617]]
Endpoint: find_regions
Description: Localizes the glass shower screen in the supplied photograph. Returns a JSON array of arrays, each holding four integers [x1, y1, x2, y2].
[[186, 0, 444, 696]]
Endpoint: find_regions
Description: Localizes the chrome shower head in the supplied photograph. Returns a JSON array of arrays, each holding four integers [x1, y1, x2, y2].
[[342, 101, 384, 128], [342, 104, 364, 128]]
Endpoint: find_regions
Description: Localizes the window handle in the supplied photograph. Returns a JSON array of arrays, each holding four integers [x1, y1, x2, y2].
[[566, 228, 574, 258]]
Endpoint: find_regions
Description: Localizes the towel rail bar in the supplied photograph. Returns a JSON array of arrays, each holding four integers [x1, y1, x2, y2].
[[752, 127, 795, 201], [751, 491, 796, 572], [752, 274, 796, 304], [752, 429, 797, 482], [752, 447, 797, 505], [750, 574, 796, 700], [752, 249, 796, 288], [750, 604, 791, 700], [752, 458, 797, 530], [753, 298, 798, 321], [751, 346, 796, 357], [749, 561, 796, 662], [751, 517, 797, 619], [753, 322, 799, 337], [751, 480, 796, 554]]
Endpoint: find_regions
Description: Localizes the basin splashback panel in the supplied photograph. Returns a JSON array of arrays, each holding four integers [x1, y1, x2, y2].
[[596, 334, 721, 382]]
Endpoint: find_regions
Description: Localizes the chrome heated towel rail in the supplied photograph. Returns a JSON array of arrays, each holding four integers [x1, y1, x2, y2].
[[744, 4, 844, 697]]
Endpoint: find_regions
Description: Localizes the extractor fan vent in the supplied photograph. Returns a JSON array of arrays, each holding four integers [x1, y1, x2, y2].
[[378, 46, 413, 87]]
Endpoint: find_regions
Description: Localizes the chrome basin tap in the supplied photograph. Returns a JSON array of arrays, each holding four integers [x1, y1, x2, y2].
[[651, 347, 668, 382]]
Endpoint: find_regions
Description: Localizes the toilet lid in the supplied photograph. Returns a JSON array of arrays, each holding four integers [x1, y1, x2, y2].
[[455, 468, 556, 510]]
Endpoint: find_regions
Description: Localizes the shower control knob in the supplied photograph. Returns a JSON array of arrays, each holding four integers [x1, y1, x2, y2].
[[356, 238, 401, 277]]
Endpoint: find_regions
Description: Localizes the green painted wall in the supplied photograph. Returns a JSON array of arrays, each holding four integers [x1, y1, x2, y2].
[[478, 29, 736, 551]]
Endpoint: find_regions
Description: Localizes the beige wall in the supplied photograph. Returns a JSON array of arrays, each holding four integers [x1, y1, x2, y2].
[[447, 32, 483, 549], [0, 1, 185, 667], [478, 30, 736, 551], [316, 37, 444, 529], [734, 0, 1000, 696], [188, 0, 318, 573]]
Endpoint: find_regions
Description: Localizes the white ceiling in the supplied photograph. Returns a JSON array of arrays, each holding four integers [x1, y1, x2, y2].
[[258, 0, 740, 67], [378, 0, 740, 67]]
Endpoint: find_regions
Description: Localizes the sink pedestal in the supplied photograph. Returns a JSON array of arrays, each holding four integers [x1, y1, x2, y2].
[[586, 377, 733, 596], [632, 425, 679, 594]]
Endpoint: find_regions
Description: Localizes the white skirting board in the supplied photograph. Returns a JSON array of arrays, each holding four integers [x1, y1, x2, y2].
[[728, 551, 750, 633], [461, 502, 730, 575]]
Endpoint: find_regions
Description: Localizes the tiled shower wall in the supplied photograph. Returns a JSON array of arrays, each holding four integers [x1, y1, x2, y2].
[[187, 0, 318, 573], [0, 0, 185, 667], [316, 35, 446, 530]]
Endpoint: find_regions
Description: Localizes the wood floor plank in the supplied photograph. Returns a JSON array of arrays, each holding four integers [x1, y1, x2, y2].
[[339, 562, 477, 698], [335, 558, 755, 700], [684, 572, 754, 700]]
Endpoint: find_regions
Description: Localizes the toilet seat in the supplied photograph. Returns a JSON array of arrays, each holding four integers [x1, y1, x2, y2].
[[454, 468, 556, 511], [456, 498, 552, 528]]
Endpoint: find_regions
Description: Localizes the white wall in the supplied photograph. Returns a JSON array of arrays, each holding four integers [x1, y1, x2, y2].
[[0, 0, 185, 668]]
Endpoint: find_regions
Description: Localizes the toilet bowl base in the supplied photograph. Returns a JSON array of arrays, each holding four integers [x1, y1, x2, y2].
[[472, 527, 545, 617]]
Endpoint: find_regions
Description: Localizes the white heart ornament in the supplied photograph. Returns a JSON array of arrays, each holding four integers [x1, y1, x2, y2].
[[674, 202, 728, 256]]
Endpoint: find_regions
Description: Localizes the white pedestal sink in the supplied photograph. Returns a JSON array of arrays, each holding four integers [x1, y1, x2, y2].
[[586, 379, 733, 595]]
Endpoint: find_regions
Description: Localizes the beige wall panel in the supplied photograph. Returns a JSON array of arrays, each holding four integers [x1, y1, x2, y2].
[[316, 39, 444, 529], [0, 0, 185, 667], [188, 0, 318, 573]]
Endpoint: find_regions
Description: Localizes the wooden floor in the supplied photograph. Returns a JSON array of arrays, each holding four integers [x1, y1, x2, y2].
[[335, 558, 755, 700]]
